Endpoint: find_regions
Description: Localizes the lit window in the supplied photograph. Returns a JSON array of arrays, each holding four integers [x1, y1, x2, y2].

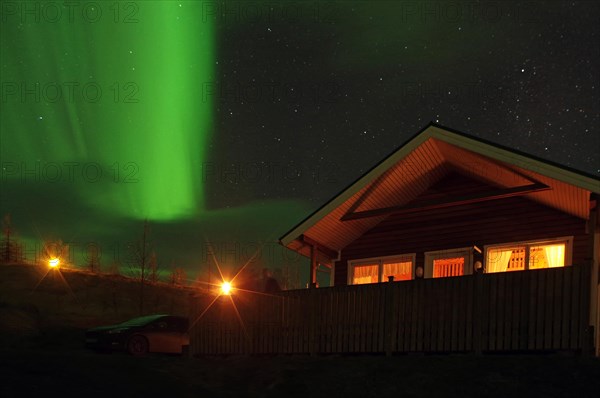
[[383, 260, 413, 282], [349, 255, 415, 285], [487, 246, 526, 272], [486, 239, 569, 273], [433, 257, 464, 278], [530, 243, 565, 269], [424, 248, 473, 278], [352, 264, 379, 285]]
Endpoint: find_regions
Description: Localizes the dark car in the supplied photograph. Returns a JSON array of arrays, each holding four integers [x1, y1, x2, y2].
[[85, 314, 189, 355]]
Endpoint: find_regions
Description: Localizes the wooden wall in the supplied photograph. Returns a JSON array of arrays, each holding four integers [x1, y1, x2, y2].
[[189, 264, 593, 356], [334, 176, 588, 286]]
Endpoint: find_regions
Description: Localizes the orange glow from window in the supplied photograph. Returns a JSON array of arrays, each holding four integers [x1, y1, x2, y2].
[[352, 264, 378, 285], [530, 243, 565, 269], [486, 242, 566, 272], [383, 261, 412, 281], [49, 258, 60, 268], [433, 257, 464, 278]]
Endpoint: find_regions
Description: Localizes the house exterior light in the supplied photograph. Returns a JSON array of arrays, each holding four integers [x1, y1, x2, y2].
[[415, 266, 424, 278], [220, 282, 232, 295]]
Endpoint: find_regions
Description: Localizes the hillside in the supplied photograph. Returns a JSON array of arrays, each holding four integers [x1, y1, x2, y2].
[[1, 264, 599, 397], [0, 263, 197, 348]]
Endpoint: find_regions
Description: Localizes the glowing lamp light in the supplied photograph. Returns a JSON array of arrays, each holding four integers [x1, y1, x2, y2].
[[49, 258, 60, 268], [415, 266, 424, 278], [220, 282, 232, 295]]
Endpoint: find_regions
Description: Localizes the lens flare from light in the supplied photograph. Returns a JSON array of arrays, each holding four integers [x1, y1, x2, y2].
[[221, 282, 232, 295], [49, 258, 60, 268]]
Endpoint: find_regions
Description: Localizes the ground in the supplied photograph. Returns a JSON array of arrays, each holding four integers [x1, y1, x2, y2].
[[1, 346, 599, 397], [1, 264, 599, 397]]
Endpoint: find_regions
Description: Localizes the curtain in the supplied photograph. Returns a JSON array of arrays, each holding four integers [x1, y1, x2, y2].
[[487, 249, 513, 273], [383, 261, 412, 281], [353, 264, 378, 284], [433, 257, 464, 277], [544, 244, 565, 268]]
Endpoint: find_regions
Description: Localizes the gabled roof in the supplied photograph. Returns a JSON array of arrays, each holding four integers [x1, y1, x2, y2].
[[280, 123, 600, 262]]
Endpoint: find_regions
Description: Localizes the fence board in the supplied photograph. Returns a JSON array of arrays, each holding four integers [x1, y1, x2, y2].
[[449, 278, 458, 352], [511, 272, 521, 351], [399, 283, 410, 352], [544, 269, 555, 349], [410, 281, 419, 351], [440, 280, 448, 352], [489, 275, 498, 351], [561, 269, 572, 350], [190, 265, 592, 356], [527, 271, 537, 350], [466, 275, 474, 352], [578, 263, 590, 352], [479, 275, 490, 352], [363, 288, 371, 352], [444, 279, 453, 352], [499, 274, 508, 350], [426, 279, 435, 352], [570, 266, 581, 349], [391, 284, 401, 352], [365, 287, 373, 352], [552, 270, 563, 349]]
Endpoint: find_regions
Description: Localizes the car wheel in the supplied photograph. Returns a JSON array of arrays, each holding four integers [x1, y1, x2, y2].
[[127, 335, 149, 356]]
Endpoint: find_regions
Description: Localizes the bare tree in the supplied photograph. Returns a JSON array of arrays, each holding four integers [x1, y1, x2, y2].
[[1, 214, 23, 264], [86, 242, 101, 273], [148, 251, 160, 284], [1, 214, 12, 263], [193, 266, 212, 293], [128, 219, 152, 315], [169, 266, 187, 287], [107, 260, 121, 275]]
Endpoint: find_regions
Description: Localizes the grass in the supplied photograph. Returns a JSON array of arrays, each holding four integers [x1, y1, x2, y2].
[[0, 263, 195, 349]]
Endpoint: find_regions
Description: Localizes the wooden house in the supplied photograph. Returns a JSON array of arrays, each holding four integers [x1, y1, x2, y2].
[[190, 123, 600, 356]]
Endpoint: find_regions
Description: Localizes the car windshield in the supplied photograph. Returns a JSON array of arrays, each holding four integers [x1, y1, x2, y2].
[[118, 315, 167, 327]]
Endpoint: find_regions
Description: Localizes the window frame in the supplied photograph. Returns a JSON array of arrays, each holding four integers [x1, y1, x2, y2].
[[483, 236, 573, 273], [424, 247, 474, 279], [348, 253, 416, 285]]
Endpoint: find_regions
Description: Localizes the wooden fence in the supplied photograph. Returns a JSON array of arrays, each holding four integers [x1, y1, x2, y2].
[[189, 264, 593, 356]]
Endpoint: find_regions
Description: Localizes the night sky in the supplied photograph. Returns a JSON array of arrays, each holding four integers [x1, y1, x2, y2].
[[1, 1, 598, 284]]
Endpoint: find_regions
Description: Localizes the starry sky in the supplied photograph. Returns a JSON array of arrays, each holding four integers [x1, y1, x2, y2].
[[1, 1, 598, 284]]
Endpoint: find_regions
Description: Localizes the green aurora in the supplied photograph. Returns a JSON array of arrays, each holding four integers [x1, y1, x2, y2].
[[0, 2, 313, 277], [1, 2, 213, 220], [5, 1, 595, 283]]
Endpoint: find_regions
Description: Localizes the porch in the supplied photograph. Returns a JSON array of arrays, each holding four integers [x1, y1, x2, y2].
[[189, 264, 593, 356]]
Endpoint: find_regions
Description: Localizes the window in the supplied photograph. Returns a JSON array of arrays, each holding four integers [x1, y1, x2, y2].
[[349, 254, 415, 285], [424, 248, 473, 279], [352, 263, 379, 284], [485, 237, 571, 273], [432, 257, 465, 278]]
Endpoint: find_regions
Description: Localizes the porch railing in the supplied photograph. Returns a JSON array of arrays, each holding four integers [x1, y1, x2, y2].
[[189, 264, 592, 356]]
